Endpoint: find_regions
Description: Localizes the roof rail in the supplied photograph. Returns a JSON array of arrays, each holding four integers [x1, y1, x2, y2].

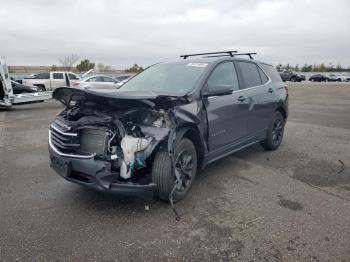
[[180, 51, 237, 59]]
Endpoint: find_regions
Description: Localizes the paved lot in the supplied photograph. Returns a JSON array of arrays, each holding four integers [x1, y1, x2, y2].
[[1, 82, 350, 261]]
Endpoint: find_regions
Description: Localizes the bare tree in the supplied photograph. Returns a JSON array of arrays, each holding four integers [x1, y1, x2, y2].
[[59, 54, 79, 71]]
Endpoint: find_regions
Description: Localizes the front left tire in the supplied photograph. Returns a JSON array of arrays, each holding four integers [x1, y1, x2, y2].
[[152, 138, 197, 202]]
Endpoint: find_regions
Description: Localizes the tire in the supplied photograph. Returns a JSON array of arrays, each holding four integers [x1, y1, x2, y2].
[[34, 85, 46, 91], [290, 77, 296, 82], [152, 138, 197, 202], [261, 111, 285, 151]]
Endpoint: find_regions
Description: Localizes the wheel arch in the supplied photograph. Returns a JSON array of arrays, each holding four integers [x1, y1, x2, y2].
[[276, 106, 287, 120], [175, 124, 206, 169]]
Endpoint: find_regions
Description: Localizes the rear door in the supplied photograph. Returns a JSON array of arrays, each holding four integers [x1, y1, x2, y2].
[[236, 61, 278, 137], [51, 72, 66, 89], [204, 61, 249, 152]]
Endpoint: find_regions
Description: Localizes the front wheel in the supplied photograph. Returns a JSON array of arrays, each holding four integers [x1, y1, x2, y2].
[[152, 138, 197, 202], [261, 111, 285, 151], [34, 85, 46, 92]]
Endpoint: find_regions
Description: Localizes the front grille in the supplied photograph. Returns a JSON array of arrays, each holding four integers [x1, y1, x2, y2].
[[50, 118, 108, 156], [50, 124, 80, 154]]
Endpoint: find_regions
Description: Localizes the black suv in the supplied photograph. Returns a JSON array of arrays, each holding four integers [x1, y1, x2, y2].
[[49, 51, 288, 202], [279, 70, 305, 82]]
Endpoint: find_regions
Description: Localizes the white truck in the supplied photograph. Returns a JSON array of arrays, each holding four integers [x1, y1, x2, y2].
[[23, 71, 80, 91], [0, 58, 52, 108]]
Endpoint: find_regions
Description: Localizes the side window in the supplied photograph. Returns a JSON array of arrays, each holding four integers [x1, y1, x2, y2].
[[35, 73, 50, 79], [87, 77, 99, 82], [53, 73, 64, 79], [238, 61, 262, 88], [68, 73, 78, 80], [102, 77, 114, 82], [258, 67, 269, 84], [207, 62, 239, 91]]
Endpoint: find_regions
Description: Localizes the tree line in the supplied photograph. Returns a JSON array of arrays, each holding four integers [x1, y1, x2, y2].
[[276, 63, 350, 72], [54, 54, 143, 73], [56, 54, 350, 73]]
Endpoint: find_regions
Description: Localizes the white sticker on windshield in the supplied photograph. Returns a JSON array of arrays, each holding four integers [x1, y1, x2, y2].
[[186, 63, 208, 67]]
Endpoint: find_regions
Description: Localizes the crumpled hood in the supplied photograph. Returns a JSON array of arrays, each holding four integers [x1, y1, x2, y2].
[[53, 87, 189, 109]]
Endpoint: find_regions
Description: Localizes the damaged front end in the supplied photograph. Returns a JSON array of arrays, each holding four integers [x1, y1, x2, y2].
[[49, 87, 190, 198]]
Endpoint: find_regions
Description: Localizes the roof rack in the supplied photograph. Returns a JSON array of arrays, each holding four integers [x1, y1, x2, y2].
[[204, 52, 257, 60], [233, 52, 257, 59], [180, 51, 237, 59]]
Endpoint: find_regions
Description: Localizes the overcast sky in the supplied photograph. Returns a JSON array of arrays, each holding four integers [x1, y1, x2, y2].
[[0, 0, 349, 68]]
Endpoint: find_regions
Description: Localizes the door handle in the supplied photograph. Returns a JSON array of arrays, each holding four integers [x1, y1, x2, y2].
[[268, 88, 274, 93], [237, 96, 247, 102]]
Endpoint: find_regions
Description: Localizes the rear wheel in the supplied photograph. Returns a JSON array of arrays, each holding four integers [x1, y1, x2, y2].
[[261, 111, 285, 151], [152, 138, 197, 202]]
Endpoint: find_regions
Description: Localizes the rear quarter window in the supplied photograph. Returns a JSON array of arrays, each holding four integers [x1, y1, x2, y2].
[[258, 66, 269, 84], [260, 63, 283, 82]]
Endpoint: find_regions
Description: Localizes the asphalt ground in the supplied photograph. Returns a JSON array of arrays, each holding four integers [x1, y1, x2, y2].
[[1, 82, 350, 261]]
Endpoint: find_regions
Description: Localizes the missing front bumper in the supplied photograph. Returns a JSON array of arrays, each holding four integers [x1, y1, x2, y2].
[[49, 146, 157, 199]]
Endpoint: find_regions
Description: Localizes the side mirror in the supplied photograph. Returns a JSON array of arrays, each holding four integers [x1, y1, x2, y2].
[[203, 84, 234, 97]]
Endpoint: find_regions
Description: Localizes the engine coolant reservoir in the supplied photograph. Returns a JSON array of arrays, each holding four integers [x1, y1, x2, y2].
[[120, 135, 151, 179]]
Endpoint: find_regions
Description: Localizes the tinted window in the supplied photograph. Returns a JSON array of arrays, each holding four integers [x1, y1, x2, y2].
[[68, 73, 78, 80], [53, 73, 64, 79], [207, 62, 239, 91], [261, 64, 282, 82], [34, 73, 49, 79], [238, 61, 262, 88], [258, 67, 269, 84]]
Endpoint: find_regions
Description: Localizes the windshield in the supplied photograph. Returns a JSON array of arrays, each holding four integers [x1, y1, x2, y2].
[[120, 62, 208, 94]]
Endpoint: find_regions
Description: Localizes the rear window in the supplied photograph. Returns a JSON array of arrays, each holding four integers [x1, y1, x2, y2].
[[53, 73, 64, 79], [238, 61, 262, 88]]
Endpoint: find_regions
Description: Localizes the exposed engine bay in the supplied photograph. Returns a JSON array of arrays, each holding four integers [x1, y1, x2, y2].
[[52, 97, 175, 182]]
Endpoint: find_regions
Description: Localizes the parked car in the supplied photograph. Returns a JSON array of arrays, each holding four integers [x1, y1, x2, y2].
[[279, 70, 305, 82], [114, 75, 133, 87], [11, 80, 40, 94], [23, 72, 80, 91], [115, 74, 133, 82], [328, 74, 349, 82], [309, 74, 329, 82], [49, 51, 288, 202], [74, 75, 121, 90]]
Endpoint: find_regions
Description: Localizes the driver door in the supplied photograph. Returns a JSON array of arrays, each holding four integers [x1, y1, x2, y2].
[[203, 61, 249, 152]]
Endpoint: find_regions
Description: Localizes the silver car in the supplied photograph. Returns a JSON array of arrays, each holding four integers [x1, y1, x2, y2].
[[75, 75, 121, 90]]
